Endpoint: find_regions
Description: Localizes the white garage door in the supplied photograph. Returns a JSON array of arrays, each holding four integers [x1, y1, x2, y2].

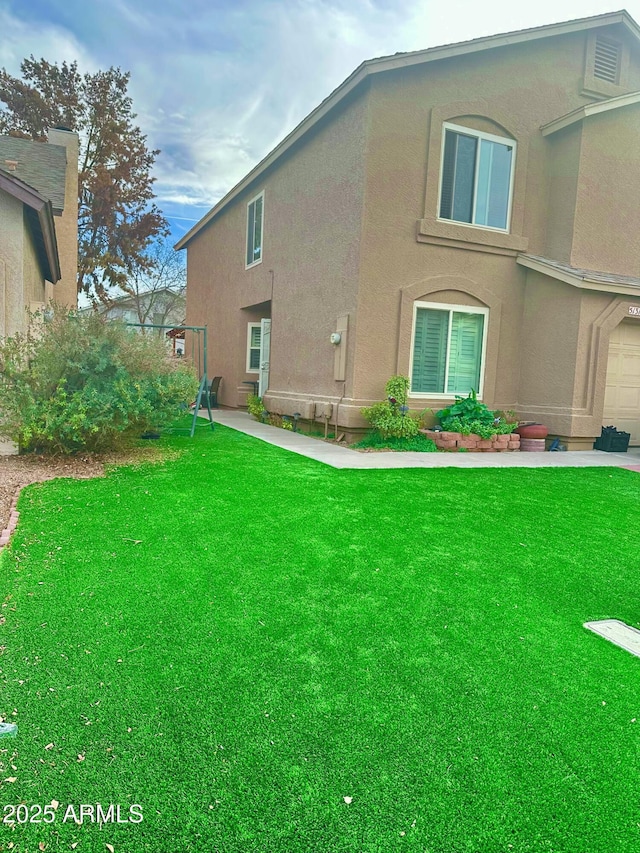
[[604, 321, 640, 445]]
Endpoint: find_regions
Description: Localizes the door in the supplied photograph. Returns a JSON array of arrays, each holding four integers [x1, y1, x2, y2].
[[259, 318, 271, 398], [603, 321, 640, 444]]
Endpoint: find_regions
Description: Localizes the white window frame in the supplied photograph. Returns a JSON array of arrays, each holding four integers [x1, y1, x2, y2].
[[437, 122, 516, 234], [408, 300, 489, 399], [246, 322, 261, 373], [245, 190, 264, 269]]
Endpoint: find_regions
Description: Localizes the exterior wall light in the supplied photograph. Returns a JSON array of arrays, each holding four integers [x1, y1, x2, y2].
[[330, 332, 342, 345]]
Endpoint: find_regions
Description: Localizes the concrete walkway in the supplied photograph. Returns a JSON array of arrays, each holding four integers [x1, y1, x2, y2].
[[206, 409, 640, 471]]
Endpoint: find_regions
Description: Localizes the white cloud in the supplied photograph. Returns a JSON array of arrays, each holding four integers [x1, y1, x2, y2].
[[0, 5, 95, 74]]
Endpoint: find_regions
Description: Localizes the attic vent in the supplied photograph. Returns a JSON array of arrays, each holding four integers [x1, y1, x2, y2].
[[594, 36, 621, 83]]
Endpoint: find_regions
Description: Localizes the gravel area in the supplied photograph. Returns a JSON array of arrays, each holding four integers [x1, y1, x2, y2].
[[0, 446, 175, 536]]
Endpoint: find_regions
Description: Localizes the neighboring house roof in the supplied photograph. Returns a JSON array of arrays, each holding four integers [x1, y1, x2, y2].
[[80, 287, 186, 324], [0, 135, 67, 214], [175, 9, 640, 250], [541, 89, 640, 134], [517, 254, 640, 295], [0, 166, 61, 283]]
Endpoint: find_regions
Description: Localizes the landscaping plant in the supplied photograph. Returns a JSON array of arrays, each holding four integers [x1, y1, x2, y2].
[[0, 305, 198, 453], [361, 375, 421, 439], [436, 389, 517, 437], [246, 393, 265, 421]]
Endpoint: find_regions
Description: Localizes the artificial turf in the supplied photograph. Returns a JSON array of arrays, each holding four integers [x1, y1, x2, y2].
[[1, 424, 640, 852]]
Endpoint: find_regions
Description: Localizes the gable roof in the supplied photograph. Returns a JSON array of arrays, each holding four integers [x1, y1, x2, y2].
[[0, 167, 61, 283], [0, 135, 67, 214], [176, 9, 640, 250]]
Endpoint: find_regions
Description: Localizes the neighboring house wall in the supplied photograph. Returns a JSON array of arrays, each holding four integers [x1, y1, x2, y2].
[[0, 192, 50, 338], [0, 191, 30, 338], [44, 128, 79, 308], [0, 131, 78, 455], [0, 130, 79, 324], [23, 216, 46, 311]]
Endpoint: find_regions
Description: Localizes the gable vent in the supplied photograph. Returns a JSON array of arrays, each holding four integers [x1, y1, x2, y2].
[[594, 36, 621, 83]]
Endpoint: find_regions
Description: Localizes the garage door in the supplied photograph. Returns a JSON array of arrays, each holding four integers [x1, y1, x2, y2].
[[603, 321, 640, 445]]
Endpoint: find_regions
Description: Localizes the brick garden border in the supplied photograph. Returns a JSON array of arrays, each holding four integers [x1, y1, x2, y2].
[[0, 488, 20, 549], [422, 430, 521, 452]]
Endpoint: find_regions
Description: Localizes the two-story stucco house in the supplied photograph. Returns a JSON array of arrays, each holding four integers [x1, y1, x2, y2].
[[178, 11, 640, 448]]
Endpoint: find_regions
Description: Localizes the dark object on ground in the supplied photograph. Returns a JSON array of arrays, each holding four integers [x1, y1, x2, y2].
[[594, 426, 630, 453], [206, 376, 222, 408]]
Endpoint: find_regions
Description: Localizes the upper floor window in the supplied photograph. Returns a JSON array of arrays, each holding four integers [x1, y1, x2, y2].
[[438, 123, 515, 232], [246, 191, 264, 268]]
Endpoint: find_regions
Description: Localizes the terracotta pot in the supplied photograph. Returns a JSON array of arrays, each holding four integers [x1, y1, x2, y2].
[[516, 423, 549, 439]]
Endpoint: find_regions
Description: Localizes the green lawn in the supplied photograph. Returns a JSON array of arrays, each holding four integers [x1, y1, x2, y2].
[[1, 425, 640, 852]]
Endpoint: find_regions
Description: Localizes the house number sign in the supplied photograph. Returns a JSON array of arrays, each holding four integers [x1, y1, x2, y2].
[[629, 306, 640, 317]]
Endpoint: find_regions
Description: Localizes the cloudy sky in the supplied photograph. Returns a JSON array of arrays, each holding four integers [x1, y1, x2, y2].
[[1, 0, 639, 240]]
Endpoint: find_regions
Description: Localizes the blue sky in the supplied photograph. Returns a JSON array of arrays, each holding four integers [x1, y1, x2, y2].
[[2, 0, 639, 242]]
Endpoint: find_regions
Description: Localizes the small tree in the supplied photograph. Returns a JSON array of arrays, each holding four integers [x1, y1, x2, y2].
[[0, 306, 198, 454]]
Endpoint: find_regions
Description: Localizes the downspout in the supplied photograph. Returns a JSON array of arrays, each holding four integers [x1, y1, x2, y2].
[[334, 380, 346, 439]]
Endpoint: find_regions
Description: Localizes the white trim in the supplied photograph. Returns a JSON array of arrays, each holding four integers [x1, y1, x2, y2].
[[408, 300, 489, 399], [175, 11, 639, 250], [437, 122, 516, 233], [541, 90, 640, 136], [245, 190, 264, 269], [246, 322, 261, 373]]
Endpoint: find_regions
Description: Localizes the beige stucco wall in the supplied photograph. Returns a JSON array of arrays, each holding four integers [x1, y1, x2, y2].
[[0, 191, 24, 339], [23, 215, 46, 312], [517, 271, 640, 440], [0, 194, 47, 454], [0, 193, 46, 339], [544, 124, 582, 265], [570, 105, 640, 275], [186, 88, 369, 412]]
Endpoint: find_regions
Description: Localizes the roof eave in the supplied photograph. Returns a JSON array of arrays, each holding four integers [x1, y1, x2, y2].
[[517, 254, 640, 296], [37, 201, 61, 284], [0, 169, 61, 283], [541, 89, 640, 135]]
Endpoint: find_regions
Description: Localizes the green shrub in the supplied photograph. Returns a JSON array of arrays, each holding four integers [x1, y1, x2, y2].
[[246, 394, 264, 420], [352, 433, 437, 452], [361, 375, 421, 439], [0, 305, 198, 454], [436, 390, 516, 438]]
